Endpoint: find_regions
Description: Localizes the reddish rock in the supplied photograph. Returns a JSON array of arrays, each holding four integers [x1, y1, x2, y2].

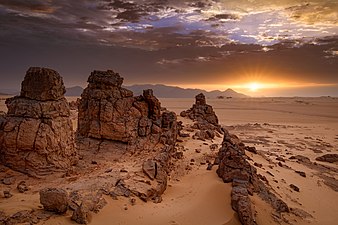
[[20, 67, 65, 101], [216, 129, 289, 222], [76, 70, 178, 203], [0, 67, 77, 176], [315, 154, 338, 163], [40, 188, 69, 214], [180, 93, 221, 137]]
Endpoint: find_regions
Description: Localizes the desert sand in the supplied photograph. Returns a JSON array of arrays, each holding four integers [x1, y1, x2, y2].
[[1, 96, 338, 225]]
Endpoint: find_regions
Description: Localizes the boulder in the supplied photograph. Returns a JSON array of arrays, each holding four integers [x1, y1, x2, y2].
[[71, 203, 91, 224], [315, 154, 338, 163], [40, 188, 69, 214], [0, 67, 77, 176]]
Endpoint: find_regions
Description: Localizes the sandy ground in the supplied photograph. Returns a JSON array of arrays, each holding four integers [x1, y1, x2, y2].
[[1, 96, 338, 225]]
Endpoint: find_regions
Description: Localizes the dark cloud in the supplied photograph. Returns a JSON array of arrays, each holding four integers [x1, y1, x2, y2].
[[0, 0, 54, 13], [0, 0, 337, 96], [207, 13, 240, 22]]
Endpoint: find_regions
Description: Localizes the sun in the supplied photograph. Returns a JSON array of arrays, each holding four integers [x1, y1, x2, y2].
[[247, 82, 262, 92]]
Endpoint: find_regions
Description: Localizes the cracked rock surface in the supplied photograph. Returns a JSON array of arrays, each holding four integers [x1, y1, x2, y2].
[[0, 67, 77, 176]]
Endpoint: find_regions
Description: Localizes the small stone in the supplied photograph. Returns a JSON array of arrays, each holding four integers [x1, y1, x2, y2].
[[267, 171, 274, 177], [179, 132, 190, 138], [195, 149, 201, 153], [295, 171, 306, 177], [91, 160, 98, 165], [290, 184, 300, 192], [2, 177, 15, 185], [109, 192, 118, 200], [206, 164, 213, 170], [105, 168, 113, 173], [130, 198, 136, 206], [276, 157, 285, 162], [254, 162, 262, 168], [3, 190, 13, 198], [245, 146, 257, 154], [17, 181, 29, 193]]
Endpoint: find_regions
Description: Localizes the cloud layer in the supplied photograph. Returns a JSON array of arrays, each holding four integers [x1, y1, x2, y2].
[[0, 0, 337, 96]]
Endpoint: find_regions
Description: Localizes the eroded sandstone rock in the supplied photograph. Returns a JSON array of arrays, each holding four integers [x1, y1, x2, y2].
[[21, 67, 66, 101], [40, 188, 69, 214], [0, 67, 77, 176], [216, 130, 289, 223], [76, 70, 178, 202], [315, 154, 338, 163], [180, 93, 222, 137]]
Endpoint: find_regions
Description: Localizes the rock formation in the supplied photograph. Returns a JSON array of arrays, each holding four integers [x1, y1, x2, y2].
[[315, 154, 338, 163], [77, 70, 176, 146], [40, 188, 69, 214], [0, 67, 77, 176], [180, 93, 222, 139], [76, 70, 178, 202], [216, 130, 289, 224]]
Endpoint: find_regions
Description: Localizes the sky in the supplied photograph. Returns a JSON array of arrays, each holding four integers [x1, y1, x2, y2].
[[0, 0, 337, 96]]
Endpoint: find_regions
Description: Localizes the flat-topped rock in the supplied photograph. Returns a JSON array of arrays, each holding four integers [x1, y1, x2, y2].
[[0, 67, 77, 176], [20, 67, 66, 101], [87, 70, 124, 88]]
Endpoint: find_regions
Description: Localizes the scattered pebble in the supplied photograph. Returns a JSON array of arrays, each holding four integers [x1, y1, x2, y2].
[[17, 181, 29, 193], [290, 184, 300, 192], [295, 171, 306, 177], [3, 190, 13, 198]]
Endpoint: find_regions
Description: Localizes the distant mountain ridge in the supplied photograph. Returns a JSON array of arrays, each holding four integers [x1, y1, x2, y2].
[[65, 84, 248, 98]]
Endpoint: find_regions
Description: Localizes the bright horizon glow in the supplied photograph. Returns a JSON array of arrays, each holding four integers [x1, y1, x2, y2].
[[247, 82, 262, 92], [176, 82, 337, 96]]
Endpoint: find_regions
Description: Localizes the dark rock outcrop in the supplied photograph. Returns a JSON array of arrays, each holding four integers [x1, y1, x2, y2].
[[216, 130, 289, 224], [0, 67, 77, 176], [20, 67, 66, 101], [76, 70, 178, 202], [71, 203, 91, 224], [315, 154, 338, 163], [180, 93, 222, 137], [77, 70, 177, 145], [40, 188, 69, 214]]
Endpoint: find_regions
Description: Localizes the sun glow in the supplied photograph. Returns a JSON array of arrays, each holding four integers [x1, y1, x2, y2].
[[247, 82, 262, 92]]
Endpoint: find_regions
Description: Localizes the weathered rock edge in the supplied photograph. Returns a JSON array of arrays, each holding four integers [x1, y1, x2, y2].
[[216, 130, 290, 225]]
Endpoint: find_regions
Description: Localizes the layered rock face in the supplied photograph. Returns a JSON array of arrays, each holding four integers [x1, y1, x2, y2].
[[77, 70, 178, 202], [0, 67, 77, 176], [180, 93, 222, 139]]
